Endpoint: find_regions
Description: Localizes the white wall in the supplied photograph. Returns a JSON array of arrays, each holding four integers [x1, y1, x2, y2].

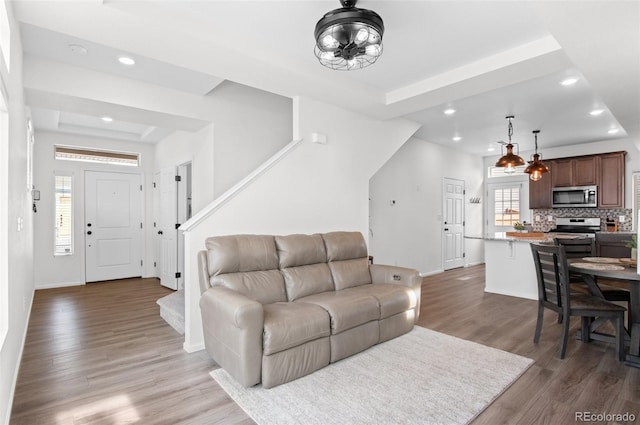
[[154, 82, 293, 212], [32, 132, 156, 289], [208, 81, 293, 199], [154, 124, 215, 214], [369, 137, 485, 275], [0, 2, 32, 423], [182, 96, 420, 351]]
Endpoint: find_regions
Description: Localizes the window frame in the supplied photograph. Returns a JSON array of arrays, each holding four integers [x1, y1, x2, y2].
[[487, 182, 524, 234]]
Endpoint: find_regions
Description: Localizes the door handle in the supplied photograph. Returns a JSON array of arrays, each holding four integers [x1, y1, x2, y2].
[[158, 230, 163, 235], [444, 228, 449, 231], [87, 231, 92, 235]]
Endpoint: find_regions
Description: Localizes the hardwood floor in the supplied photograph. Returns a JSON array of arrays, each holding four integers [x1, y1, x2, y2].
[[10, 266, 640, 424]]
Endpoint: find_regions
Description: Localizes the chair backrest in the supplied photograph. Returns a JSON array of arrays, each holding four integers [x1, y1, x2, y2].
[[553, 237, 595, 259], [530, 243, 571, 314]]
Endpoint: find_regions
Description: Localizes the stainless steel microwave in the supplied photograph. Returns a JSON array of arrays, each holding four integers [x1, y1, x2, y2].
[[552, 185, 597, 208]]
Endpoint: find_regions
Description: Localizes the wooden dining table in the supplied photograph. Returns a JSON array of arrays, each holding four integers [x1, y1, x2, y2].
[[568, 258, 640, 367]]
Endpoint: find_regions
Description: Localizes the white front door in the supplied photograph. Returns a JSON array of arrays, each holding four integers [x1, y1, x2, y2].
[[443, 178, 465, 270], [85, 171, 143, 282]]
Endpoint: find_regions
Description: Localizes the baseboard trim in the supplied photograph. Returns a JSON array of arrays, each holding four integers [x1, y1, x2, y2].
[[464, 261, 484, 267], [35, 281, 85, 290], [419, 269, 444, 277], [183, 341, 204, 353]]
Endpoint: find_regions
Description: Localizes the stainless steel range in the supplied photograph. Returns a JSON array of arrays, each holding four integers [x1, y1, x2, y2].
[[548, 217, 601, 237]]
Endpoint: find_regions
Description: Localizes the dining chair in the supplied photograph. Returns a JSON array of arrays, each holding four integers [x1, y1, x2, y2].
[[554, 237, 631, 327], [530, 243, 626, 361]]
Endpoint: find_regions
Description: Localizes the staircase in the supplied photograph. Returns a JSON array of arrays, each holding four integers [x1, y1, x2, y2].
[[157, 290, 185, 335]]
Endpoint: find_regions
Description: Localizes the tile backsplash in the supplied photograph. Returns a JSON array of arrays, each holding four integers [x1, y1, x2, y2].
[[531, 208, 633, 232]]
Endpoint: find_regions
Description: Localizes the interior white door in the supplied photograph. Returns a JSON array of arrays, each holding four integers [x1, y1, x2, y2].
[[153, 171, 161, 279], [158, 167, 178, 290], [176, 162, 192, 290], [443, 177, 465, 270], [85, 171, 143, 282]]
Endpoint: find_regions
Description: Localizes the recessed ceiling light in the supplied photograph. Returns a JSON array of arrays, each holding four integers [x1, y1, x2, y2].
[[444, 108, 456, 115], [590, 109, 604, 116], [117, 56, 136, 66], [560, 78, 578, 86], [608, 128, 619, 134], [487, 146, 496, 152], [68, 44, 88, 55], [101, 116, 113, 122], [452, 136, 462, 142]]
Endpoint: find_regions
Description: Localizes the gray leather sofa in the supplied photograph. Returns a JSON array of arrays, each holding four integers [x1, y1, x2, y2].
[[197, 231, 421, 388]]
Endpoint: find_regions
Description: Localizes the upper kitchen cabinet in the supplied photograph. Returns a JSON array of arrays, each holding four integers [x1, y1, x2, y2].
[[529, 151, 625, 210], [598, 151, 625, 208], [574, 156, 598, 186], [529, 161, 552, 209], [551, 156, 597, 187], [550, 158, 573, 187]]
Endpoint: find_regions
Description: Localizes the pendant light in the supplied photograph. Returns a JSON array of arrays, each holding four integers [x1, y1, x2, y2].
[[314, 0, 384, 70], [524, 130, 549, 182], [495, 115, 525, 173]]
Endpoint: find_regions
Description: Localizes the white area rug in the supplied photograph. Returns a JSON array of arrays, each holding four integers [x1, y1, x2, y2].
[[211, 326, 534, 425]]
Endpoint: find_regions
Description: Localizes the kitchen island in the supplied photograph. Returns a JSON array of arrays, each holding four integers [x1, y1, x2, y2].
[[467, 233, 552, 300]]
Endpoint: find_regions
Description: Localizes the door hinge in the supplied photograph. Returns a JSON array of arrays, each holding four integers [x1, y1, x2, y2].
[[153, 221, 156, 228], [175, 223, 181, 229], [463, 253, 466, 258], [140, 185, 143, 191], [140, 222, 143, 229], [175, 272, 182, 278], [154, 261, 157, 267], [141, 260, 143, 266], [463, 189, 466, 195], [175, 175, 182, 182], [153, 182, 156, 188], [463, 221, 465, 226]]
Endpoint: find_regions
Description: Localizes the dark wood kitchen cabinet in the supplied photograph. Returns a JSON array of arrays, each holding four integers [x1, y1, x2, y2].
[[574, 156, 598, 185], [550, 156, 597, 187], [529, 151, 625, 210], [598, 151, 625, 208], [551, 159, 573, 187], [529, 161, 552, 209]]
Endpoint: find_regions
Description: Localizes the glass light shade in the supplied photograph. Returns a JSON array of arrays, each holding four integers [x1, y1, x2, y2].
[[355, 28, 369, 43]]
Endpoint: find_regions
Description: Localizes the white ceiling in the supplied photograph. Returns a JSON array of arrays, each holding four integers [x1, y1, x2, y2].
[[12, 0, 640, 155]]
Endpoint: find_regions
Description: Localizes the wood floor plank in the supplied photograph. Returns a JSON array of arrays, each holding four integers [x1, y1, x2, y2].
[[10, 267, 640, 424]]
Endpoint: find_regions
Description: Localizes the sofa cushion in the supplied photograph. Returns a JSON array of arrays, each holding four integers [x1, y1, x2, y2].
[[343, 284, 418, 319], [322, 231, 368, 261], [296, 291, 379, 334], [206, 235, 278, 275], [281, 263, 335, 302], [211, 270, 287, 305], [328, 257, 371, 290], [276, 234, 327, 268], [263, 302, 330, 355]]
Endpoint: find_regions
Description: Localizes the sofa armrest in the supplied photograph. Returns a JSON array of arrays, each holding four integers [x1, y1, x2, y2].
[[197, 250, 210, 295], [200, 287, 264, 387], [369, 264, 421, 288], [369, 264, 422, 320]]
